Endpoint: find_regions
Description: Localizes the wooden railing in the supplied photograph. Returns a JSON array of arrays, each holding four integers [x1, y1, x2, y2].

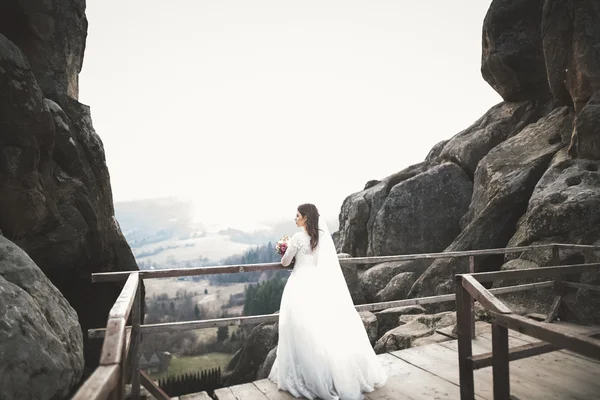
[[455, 257, 600, 399], [72, 242, 600, 400], [72, 273, 143, 400]]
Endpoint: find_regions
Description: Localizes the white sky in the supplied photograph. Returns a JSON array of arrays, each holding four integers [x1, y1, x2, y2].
[[79, 0, 501, 229]]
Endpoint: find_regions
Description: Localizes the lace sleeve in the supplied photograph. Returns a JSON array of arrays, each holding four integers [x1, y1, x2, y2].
[[281, 233, 301, 267]]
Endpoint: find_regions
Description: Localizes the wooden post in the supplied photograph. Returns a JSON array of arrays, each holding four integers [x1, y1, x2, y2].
[[491, 322, 510, 400], [132, 283, 141, 399], [469, 255, 476, 338], [551, 245, 560, 266], [456, 275, 475, 400]]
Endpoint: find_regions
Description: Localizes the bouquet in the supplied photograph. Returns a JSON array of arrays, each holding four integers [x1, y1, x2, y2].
[[275, 235, 290, 256]]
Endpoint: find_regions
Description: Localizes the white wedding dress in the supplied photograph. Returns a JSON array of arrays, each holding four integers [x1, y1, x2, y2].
[[268, 223, 387, 400]]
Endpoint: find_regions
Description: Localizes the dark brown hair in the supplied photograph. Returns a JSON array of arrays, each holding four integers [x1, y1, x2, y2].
[[298, 203, 320, 251]]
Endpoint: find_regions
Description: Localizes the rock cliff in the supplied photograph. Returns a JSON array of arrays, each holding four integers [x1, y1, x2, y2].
[[337, 0, 600, 317], [0, 1, 140, 392]]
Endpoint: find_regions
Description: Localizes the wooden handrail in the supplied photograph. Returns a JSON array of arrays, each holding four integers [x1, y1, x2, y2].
[[91, 243, 600, 282], [87, 281, 555, 339], [459, 275, 511, 314], [456, 259, 600, 400], [71, 365, 121, 400], [490, 312, 600, 360], [469, 262, 600, 283], [73, 273, 140, 399], [79, 243, 599, 399]]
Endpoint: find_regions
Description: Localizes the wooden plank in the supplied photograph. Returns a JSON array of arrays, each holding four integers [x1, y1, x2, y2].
[[455, 283, 474, 399], [435, 335, 600, 399], [108, 272, 139, 320], [131, 285, 141, 399], [471, 262, 600, 283], [373, 353, 479, 399], [563, 280, 600, 292], [461, 275, 512, 314], [214, 387, 238, 400], [355, 293, 456, 313], [180, 391, 212, 400], [99, 317, 126, 365], [253, 379, 296, 400], [93, 263, 290, 282], [392, 343, 496, 399], [140, 370, 170, 400], [545, 296, 562, 323], [71, 365, 121, 400], [477, 324, 600, 366], [490, 312, 600, 361], [489, 281, 553, 295], [491, 323, 510, 400], [470, 256, 476, 338], [229, 382, 268, 399], [471, 341, 559, 370]]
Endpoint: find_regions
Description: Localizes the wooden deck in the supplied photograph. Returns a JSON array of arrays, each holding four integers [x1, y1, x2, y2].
[[177, 322, 600, 400]]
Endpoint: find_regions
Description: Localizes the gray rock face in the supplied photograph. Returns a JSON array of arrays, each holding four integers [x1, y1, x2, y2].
[[0, 32, 139, 368], [359, 260, 431, 303], [492, 259, 554, 315], [369, 162, 473, 257], [337, 162, 433, 257], [359, 311, 378, 345], [223, 323, 278, 386], [410, 107, 573, 299], [256, 347, 277, 380], [374, 311, 456, 354], [506, 150, 600, 320], [338, 253, 366, 304], [438, 101, 554, 177], [0, 236, 84, 400], [0, 0, 88, 100], [542, 0, 600, 113], [542, 1, 600, 159], [375, 272, 417, 302], [481, 0, 550, 101], [571, 91, 600, 160], [374, 305, 426, 338], [509, 149, 600, 246]]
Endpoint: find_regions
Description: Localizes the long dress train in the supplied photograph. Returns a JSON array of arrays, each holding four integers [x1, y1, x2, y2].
[[268, 227, 387, 400]]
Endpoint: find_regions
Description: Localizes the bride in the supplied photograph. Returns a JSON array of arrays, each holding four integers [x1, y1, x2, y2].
[[268, 203, 387, 400]]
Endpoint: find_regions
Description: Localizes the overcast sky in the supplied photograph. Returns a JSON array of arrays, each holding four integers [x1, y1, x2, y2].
[[79, 0, 501, 229]]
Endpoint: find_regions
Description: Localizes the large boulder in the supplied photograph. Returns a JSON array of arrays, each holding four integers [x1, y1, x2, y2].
[[374, 305, 425, 337], [508, 149, 600, 246], [337, 253, 366, 304], [438, 101, 554, 177], [0, 0, 88, 100], [492, 259, 555, 315], [337, 162, 434, 257], [374, 311, 456, 354], [369, 162, 473, 256], [359, 260, 431, 303], [256, 347, 277, 380], [375, 272, 417, 302], [506, 150, 600, 321], [0, 32, 139, 369], [481, 0, 550, 101], [542, 1, 600, 159], [0, 235, 84, 400], [410, 107, 573, 299], [570, 91, 600, 160], [359, 311, 378, 345], [223, 323, 278, 386], [542, 0, 600, 113]]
